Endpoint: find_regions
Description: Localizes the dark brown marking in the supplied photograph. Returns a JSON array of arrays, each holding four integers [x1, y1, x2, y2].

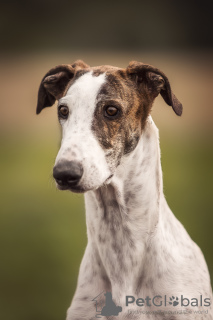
[[71, 151, 77, 157], [102, 274, 110, 283], [145, 278, 154, 289], [98, 234, 106, 244], [136, 271, 146, 294]]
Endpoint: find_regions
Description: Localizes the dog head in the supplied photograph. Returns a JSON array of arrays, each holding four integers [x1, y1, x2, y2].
[[37, 60, 182, 192]]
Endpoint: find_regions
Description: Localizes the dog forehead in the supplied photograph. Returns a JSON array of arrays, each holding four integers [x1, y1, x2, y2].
[[66, 71, 106, 99], [63, 66, 128, 107]]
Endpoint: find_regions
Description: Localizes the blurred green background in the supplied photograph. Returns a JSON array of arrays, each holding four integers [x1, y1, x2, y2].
[[0, 1, 213, 320]]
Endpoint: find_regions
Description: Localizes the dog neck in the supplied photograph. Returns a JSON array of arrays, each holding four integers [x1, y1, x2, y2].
[[86, 116, 163, 233], [85, 116, 165, 294]]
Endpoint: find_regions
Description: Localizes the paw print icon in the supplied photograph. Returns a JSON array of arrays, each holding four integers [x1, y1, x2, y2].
[[169, 296, 179, 307]]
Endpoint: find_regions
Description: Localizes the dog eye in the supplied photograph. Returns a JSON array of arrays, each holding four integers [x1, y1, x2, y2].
[[58, 105, 69, 119], [105, 106, 119, 118]]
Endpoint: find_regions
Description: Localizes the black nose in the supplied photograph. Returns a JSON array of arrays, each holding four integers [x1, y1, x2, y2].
[[53, 160, 83, 187]]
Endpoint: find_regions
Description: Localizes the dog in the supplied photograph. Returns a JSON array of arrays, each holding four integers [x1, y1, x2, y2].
[[36, 60, 213, 319]]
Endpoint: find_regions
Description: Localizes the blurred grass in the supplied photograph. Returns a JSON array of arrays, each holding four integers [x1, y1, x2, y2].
[[160, 133, 213, 276], [0, 133, 212, 320], [0, 136, 87, 320]]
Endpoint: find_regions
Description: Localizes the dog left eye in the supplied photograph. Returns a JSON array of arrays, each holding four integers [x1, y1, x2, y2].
[[58, 105, 69, 119], [105, 106, 119, 118]]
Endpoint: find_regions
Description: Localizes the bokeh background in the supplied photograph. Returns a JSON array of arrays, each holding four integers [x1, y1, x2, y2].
[[0, 1, 213, 319]]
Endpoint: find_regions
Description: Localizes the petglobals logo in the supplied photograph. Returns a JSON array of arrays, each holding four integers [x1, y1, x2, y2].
[[91, 292, 211, 318], [126, 295, 211, 308], [92, 291, 122, 318]]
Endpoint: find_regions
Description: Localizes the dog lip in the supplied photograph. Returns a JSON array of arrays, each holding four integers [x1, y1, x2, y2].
[[55, 179, 63, 186], [56, 174, 114, 193], [56, 181, 85, 193], [55, 177, 81, 188], [105, 174, 114, 183], [56, 183, 69, 191]]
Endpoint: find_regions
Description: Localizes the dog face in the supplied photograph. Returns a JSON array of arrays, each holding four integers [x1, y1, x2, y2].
[[36, 60, 182, 192]]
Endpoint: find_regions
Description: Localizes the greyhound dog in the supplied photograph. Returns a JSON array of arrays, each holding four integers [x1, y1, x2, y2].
[[36, 60, 213, 319]]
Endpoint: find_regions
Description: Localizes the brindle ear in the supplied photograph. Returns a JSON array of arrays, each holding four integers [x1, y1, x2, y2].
[[127, 61, 183, 116], [36, 60, 90, 114]]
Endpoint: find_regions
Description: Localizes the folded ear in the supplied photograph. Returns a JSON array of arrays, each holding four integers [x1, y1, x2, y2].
[[127, 61, 183, 116], [36, 60, 89, 114]]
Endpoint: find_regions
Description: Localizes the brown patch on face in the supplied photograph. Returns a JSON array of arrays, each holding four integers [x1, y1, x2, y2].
[[91, 66, 155, 170]]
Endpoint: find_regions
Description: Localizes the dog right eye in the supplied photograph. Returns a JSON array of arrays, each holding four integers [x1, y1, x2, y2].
[[104, 105, 120, 119], [58, 105, 69, 119]]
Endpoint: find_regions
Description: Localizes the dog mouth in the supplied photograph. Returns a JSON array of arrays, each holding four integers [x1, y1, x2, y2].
[[56, 181, 86, 193], [55, 173, 114, 193], [104, 174, 114, 183]]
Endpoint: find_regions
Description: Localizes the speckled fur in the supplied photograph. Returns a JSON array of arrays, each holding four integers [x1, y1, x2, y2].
[[36, 61, 213, 320]]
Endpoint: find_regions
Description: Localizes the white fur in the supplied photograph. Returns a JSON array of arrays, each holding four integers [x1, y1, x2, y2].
[[55, 72, 111, 191]]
